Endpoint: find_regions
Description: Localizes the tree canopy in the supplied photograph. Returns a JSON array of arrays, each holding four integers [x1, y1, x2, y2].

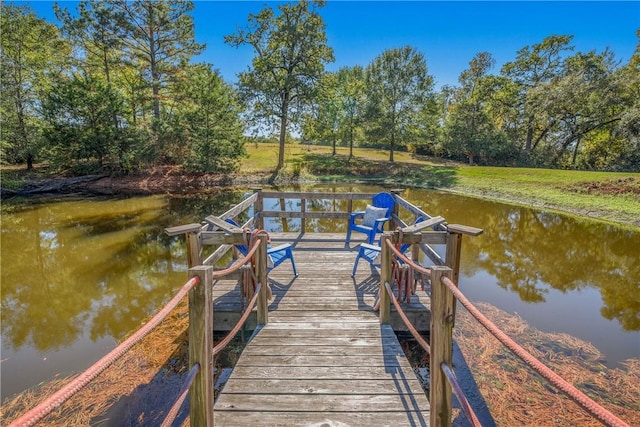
[[1, 2, 638, 173]]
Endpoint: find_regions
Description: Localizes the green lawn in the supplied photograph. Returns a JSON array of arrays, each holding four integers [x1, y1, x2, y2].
[[244, 143, 640, 227]]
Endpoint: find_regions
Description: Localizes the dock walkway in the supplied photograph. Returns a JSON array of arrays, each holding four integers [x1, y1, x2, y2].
[[213, 233, 431, 425]]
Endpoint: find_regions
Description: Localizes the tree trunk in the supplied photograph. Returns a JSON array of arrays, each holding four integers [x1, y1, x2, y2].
[[525, 115, 534, 152], [277, 91, 290, 170]]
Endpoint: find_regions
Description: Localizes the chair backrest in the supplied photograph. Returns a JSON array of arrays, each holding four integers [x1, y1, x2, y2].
[[225, 218, 249, 255], [372, 192, 395, 215]]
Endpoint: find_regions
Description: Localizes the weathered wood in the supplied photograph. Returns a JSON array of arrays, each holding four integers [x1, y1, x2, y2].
[[446, 223, 484, 236], [202, 244, 232, 266], [401, 216, 446, 233], [379, 233, 392, 324], [212, 411, 428, 426], [445, 231, 463, 286], [219, 193, 257, 221], [200, 231, 249, 246], [220, 378, 425, 394], [188, 266, 214, 427], [203, 215, 241, 232], [253, 188, 264, 229], [260, 191, 377, 200], [430, 266, 455, 427], [165, 223, 202, 236], [256, 234, 268, 325], [261, 210, 349, 219], [186, 231, 202, 268]]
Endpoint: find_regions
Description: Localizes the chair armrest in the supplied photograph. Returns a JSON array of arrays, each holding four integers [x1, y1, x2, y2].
[[360, 243, 381, 252], [267, 243, 292, 254], [373, 216, 391, 231], [350, 211, 365, 219]]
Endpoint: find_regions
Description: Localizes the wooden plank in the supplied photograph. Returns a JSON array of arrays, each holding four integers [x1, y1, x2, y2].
[[227, 365, 423, 380], [213, 411, 429, 427], [446, 223, 484, 236], [164, 223, 201, 236], [215, 393, 427, 412], [219, 378, 426, 395], [261, 191, 377, 200], [207, 230, 431, 423], [402, 216, 446, 233], [261, 210, 349, 219], [204, 215, 241, 232]]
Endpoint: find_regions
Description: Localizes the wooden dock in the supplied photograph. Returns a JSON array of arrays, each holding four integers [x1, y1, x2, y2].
[[213, 233, 431, 425]]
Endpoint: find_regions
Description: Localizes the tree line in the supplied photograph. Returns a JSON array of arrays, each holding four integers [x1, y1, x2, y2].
[[1, 0, 638, 175]]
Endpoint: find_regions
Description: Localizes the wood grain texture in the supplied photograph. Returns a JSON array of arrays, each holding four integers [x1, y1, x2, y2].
[[212, 232, 430, 425]]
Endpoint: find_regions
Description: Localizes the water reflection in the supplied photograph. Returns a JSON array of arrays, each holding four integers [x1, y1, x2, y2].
[[1, 186, 638, 400], [403, 190, 640, 333]]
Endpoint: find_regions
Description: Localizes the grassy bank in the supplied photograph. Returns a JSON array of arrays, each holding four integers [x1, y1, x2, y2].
[[243, 143, 640, 227]]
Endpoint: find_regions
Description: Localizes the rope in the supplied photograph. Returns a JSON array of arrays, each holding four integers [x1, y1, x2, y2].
[[441, 276, 630, 427], [213, 283, 263, 356], [160, 363, 200, 427], [10, 276, 201, 427], [384, 281, 430, 353], [240, 229, 272, 301], [385, 237, 432, 277], [440, 362, 482, 427]]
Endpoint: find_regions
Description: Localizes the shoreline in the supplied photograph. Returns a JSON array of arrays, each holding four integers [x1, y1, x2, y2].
[[4, 169, 638, 230]]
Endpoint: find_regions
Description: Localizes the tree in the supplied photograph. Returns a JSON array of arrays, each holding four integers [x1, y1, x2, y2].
[[336, 66, 366, 159], [444, 52, 512, 165], [364, 46, 434, 162], [108, 0, 204, 121], [501, 35, 574, 155], [225, 0, 334, 170], [302, 72, 340, 154], [42, 73, 140, 174], [176, 63, 246, 173], [0, 5, 69, 168]]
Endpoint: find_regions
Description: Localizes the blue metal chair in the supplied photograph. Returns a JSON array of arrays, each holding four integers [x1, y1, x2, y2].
[[346, 192, 395, 245], [351, 216, 423, 277], [225, 219, 297, 276]]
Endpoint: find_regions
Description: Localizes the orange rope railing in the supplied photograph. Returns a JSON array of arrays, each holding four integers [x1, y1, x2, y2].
[[383, 281, 430, 353], [383, 236, 629, 427], [160, 363, 200, 427], [213, 283, 262, 356], [10, 238, 265, 427], [440, 362, 482, 427], [440, 276, 630, 427], [9, 275, 201, 427]]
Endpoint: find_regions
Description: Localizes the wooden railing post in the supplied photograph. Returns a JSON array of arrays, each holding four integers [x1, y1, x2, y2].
[[188, 265, 214, 427], [445, 231, 462, 286], [430, 266, 455, 427], [379, 233, 393, 324], [186, 230, 203, 269], [255, 234, 269, 325], [300, 197, 306, 233], [252, 187, 264, 230], [390, 188, 404, 230]]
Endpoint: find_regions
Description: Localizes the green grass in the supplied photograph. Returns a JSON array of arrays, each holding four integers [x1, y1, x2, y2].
[[243, 143, 640, 227]]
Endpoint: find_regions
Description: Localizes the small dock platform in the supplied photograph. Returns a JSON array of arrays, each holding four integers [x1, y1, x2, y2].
[[213, 233, 431, 425]]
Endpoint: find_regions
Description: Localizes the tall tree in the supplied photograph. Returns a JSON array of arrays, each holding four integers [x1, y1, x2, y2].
[[176, 63, 246, 173], [0, 5, 69, 168], [336, 66, 366, 159], [365, 46, 434, 162], [109, 0, 204, 121], [225, 0, 334, 170], [445, 52, 512, 165], [501, 35, 574, 155]]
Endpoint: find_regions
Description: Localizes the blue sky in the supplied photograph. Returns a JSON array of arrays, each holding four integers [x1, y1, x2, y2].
[[23, 1, 640, 89]]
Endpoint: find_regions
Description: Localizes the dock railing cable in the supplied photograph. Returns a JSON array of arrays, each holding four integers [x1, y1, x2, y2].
[[381, 237, 630, 427], [10, 238, 264, 427], [8, 275, 200, 427]]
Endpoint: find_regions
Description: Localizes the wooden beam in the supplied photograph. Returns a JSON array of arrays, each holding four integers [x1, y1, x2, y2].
[[446, 224, 484, 236], [204, 215, 242, 233], [401, 216, 446, 233], [164, 223, 202, 236], [261, 211, 349, 219]]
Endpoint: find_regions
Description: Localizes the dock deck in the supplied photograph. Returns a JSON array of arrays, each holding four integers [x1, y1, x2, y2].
[[213, 232, 431, 425]]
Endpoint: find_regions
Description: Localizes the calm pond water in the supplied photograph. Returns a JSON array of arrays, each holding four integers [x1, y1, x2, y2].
[[1, 185, 639, 402]]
